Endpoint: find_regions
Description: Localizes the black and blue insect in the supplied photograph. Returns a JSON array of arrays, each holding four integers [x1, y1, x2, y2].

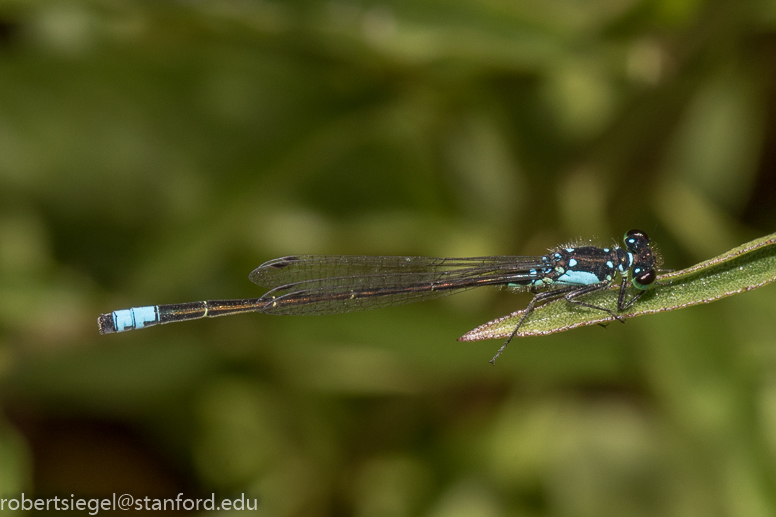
[[98, 229, 660, 363]]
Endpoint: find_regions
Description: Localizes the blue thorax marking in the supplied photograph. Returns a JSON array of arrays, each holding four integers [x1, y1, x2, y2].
[[556, 270, 602, 285], [615, 249, 634, 272]]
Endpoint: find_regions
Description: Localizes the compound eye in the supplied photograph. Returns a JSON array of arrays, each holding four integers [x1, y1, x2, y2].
[[625, 229, 650, 243], [632, 268, 656, 290], [624, 229, 650, 252]]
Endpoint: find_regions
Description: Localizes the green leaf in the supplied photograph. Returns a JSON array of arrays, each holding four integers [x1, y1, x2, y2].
[[459, 232, 776, 341]]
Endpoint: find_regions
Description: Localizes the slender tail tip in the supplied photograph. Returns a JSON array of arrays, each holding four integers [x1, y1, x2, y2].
[[98, 313, 117, 334]]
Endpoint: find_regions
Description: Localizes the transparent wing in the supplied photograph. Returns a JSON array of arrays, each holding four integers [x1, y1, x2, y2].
[[250, 255, 545, 315], [250, 255, 543, 287]]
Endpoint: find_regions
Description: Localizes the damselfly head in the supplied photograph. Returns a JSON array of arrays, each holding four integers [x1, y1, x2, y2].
[[623, 229, 659, 290]]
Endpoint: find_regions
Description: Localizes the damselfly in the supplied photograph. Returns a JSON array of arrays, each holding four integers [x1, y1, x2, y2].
[[98, 229, 660, 363]]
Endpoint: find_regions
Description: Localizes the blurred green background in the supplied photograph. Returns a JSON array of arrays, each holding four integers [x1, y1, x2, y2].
[[2, 0, 776, 515]]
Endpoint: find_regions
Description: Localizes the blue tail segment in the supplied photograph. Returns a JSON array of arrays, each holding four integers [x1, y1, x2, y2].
[[98, 306, 159, 334]]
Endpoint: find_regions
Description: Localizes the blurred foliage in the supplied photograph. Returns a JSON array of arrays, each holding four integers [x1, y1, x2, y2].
[[2, 0, 776, 515]]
